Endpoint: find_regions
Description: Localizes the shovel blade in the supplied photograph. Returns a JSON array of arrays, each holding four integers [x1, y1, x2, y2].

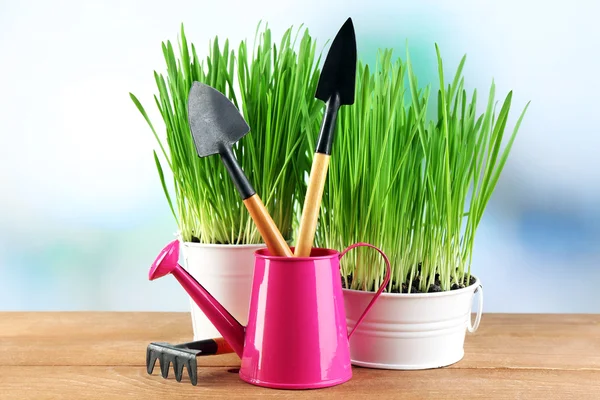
[[187, 82, 250, 157], [315, 17, 357, 105]]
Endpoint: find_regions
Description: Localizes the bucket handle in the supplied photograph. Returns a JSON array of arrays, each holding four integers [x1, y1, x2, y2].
[[467, 283, 484, 333], [339, 242, 391, 340]]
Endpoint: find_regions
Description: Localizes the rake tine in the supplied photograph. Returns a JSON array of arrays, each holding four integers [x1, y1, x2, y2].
[[173, 357, 184, 382], [146, 347, 158, 375], [187, 357, 198, 386], [159, 354, 171, 379]]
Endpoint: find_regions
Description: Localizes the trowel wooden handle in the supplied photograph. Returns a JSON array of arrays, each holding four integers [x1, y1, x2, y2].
[[295, 153, 330, 257], [243, 194, 293, 257]]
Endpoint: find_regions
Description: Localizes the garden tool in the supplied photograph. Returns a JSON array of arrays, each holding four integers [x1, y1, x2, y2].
[[187, 82, 293, 257], [295, 18, 357, 257], [146, 337, 233, 386], [149, 239, 391, 389]]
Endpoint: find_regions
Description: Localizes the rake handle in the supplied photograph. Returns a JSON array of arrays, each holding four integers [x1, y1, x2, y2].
[[179, 337, 234, 355], [243, 194, 293, 257], [294, 153, 330, 257], [213, 337, 234, 354]]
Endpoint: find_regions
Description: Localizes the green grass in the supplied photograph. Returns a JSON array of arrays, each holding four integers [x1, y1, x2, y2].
[[130, 23, 322, 244], [315, 45, 530, 293], [131, 23, 528, 291]]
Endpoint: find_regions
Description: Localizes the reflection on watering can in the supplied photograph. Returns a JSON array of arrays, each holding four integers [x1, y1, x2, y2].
[[149, 240, 390, 389]]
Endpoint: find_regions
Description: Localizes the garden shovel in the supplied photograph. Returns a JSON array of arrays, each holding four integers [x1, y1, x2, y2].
[[187, 82, 293, 257], [294, 18, 357, 257]]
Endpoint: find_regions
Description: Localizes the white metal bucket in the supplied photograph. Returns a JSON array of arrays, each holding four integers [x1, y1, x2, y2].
[[343, 277, 483, 369], [180, 241, 265, 341]]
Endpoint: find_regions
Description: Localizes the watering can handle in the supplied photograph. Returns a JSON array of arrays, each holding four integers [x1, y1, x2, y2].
[[339, 242, 391, 340]]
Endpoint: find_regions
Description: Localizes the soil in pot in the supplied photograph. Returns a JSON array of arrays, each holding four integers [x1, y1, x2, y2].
[[190, 235, 249, 244], [343, 269, 477, 294], [189, 233, 293, 246]]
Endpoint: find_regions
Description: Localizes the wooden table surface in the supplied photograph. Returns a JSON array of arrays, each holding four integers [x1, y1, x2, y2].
[[0, 312, 599, 399]]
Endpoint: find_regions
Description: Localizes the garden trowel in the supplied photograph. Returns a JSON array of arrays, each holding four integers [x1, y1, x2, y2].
[[187, 82, 293, 257], [294, 17, 357, 257]]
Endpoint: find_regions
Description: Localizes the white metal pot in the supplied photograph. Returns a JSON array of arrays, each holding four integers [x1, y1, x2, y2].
[[343, 277, 483, 369], [180, 241, 265, 341]]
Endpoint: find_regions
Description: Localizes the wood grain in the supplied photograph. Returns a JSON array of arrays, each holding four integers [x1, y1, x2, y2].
[[295, 153, 330, 257], [0, 312, 239, 367], [455, 314, 600, 370], [243, 194, 293, 257], [1, 312, 599, 398], [1, 367, 598, 400]]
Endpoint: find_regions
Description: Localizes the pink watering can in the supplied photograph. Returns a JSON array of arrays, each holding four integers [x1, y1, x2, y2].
[[149, 240, 391, 389]]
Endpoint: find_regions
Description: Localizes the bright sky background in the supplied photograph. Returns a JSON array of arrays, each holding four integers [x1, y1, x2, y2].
[[1, 0, 599, 312]]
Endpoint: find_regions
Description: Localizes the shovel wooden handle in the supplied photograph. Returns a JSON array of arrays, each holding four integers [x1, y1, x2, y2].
[[294, 153, 330, 257], [243, 194, 293, 257]]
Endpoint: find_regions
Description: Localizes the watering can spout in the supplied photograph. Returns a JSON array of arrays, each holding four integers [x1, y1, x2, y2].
[[148, 240, 246, 358]]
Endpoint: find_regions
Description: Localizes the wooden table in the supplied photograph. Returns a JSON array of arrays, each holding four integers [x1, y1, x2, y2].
[[0, 313, 599, 399]]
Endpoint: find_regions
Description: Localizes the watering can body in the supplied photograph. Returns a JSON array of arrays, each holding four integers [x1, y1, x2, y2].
[[240, 248, 352, 388], [149, 241, 390, 389]]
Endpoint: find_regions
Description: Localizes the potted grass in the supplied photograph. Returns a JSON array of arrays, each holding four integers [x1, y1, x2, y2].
[[130, 24, 322, 340], [315, 45, 529, 368]]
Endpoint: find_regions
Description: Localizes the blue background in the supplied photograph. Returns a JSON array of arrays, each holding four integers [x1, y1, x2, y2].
[[1, 0, 598, 312]]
